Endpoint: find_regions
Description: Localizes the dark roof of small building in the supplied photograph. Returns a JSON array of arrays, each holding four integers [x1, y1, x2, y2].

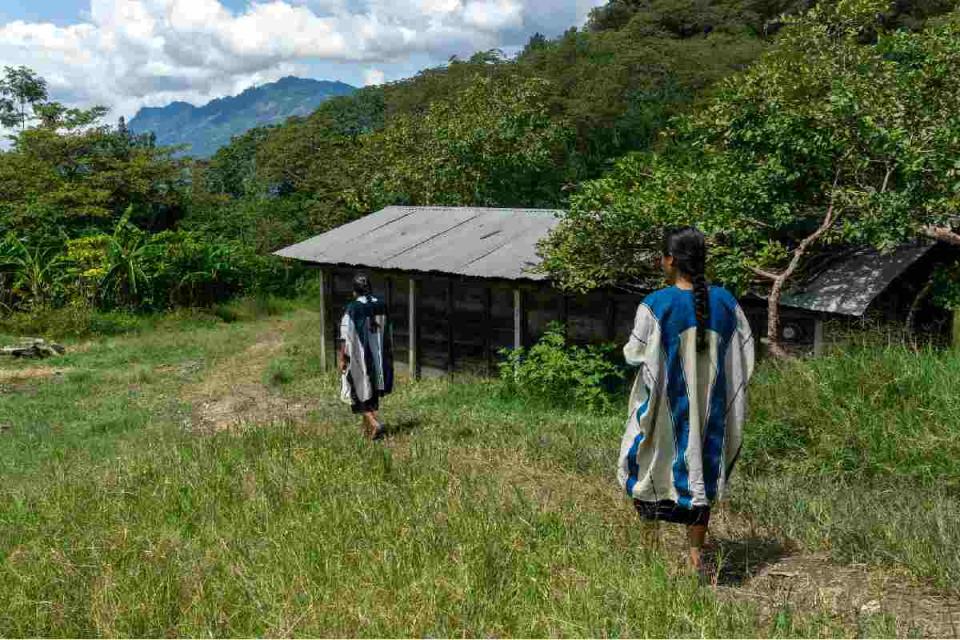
[[274, 206, 562, 281], [781, 243, 934, 316]]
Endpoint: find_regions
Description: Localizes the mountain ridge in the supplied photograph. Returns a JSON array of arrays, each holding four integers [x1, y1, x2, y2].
[[129, 76, 356, 158]]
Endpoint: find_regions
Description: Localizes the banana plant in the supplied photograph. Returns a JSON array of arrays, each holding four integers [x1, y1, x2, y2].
[[99, 207, 152, 309], [0, 234, 65, 309]]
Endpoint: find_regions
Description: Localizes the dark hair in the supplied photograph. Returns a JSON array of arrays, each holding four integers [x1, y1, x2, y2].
[[663, 227, 709, 351], [352, 273, 372, 297]]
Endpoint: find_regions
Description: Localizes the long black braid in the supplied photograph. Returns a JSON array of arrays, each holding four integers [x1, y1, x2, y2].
[[663, 227, 710, 352]]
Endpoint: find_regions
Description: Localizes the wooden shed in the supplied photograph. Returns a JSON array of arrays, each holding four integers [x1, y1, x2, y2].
[[275, 206, 953, 375], [274, 206, 648, 377]]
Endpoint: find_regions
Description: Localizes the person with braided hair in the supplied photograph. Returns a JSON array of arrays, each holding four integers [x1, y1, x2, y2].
[[617, 227, 755, 576]]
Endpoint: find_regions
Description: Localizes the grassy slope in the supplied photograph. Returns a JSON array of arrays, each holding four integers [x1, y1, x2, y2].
[[0, 303, 955, 636]]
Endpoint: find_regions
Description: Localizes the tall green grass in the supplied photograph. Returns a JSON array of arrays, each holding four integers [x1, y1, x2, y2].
[[0, 307, 952, 635], [736, 345, 960, 587]]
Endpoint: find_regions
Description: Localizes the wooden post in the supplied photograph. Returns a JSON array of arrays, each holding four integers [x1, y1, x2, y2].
[[483, 285, 493, 375], [560, 292, 569, 338], [385, 276, 393, 314], [446, 278, 455, 373], [953, 309, 960, 350], [513, 287, 524, 350], [409, 277, 420, 380], [605, 293, 617, 342], [319, 268, 328, 374], [813, 318, 824, 357]]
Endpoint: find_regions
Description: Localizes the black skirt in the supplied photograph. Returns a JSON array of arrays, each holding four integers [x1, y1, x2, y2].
[[350, 389, 380, 414], [634, 499, 711, 526]]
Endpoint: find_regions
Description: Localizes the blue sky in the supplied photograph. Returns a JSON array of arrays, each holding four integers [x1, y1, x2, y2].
[[0, 0, 251, 24], [0, 0, 603, 119]]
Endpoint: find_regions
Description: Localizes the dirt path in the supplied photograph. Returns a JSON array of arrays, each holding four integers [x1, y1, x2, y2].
[[180, 319, 314, 433], [0, 366, 71, 384], [712, 545, 960, 637]]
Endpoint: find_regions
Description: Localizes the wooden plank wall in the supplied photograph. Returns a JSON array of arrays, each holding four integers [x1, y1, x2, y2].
[[325, 267, 665, 376]]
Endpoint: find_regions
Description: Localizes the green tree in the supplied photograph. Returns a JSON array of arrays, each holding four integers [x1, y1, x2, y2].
[[542, 1, 960, 356], [363, 75, 574, 208], [0, 66, 48, 131], [0, 118, 188, 238], [33, 102, 110, 132]]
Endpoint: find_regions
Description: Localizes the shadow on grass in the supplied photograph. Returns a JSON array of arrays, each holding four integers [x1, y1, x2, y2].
[[383, 418, 420, 438], [708, 536, 790, 586]]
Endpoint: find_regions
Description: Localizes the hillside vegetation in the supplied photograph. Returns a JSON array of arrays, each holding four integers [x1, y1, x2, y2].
[[0, 306, 958, 635], [3, 0, 960, 334]]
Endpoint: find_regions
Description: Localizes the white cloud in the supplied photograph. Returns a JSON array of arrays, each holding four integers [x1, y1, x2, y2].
[[363, 68, 386, 86], [0, 0, 605, 120]]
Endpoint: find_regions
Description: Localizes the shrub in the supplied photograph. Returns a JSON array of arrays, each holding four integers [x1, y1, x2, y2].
[[213, 295, 296, 323], [265, 357, 295, 386], [498, 323, 626, 411], [0, 302, 146, 339]]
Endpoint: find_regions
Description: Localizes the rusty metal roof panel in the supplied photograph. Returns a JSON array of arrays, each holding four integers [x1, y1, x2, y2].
[[274, 206, 563, 281], [781, 243, 933, 316]]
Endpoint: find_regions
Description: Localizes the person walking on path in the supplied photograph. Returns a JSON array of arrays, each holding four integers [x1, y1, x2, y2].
[[338, 273, 394, 440], [618, 227, 755, 576]]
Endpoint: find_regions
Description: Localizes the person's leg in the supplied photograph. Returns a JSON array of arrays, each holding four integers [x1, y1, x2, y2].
[[687, 523, 707, 571], [361, 411, 377, 438], [369, 410, 385, 439]]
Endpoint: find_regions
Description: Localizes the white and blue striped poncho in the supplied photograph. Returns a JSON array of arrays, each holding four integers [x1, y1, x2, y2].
[[339, 295, 394, 404], [617, 286, 755, 509]]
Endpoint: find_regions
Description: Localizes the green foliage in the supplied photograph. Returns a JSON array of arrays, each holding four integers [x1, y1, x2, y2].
[[0, 66, 108, 133], [201, 127, 273, 199], [188, 88, 388, 249], [193, 0, 827, 248], [498, 323, 626, 411], [363, 75, 574, 208], [931, 261, 960, 309], [0, 122, 188, 239], [1, 226, 298, 314], [0, 234, 66, 309], [0, 303, 147, 339], [141, 231, 298, 308], [734, 340, 960, 586], [100, 210, 152, 309], [0, 65, 48, 130], [212, 295, 296, 323], [543, 1, 960, 298], [265, 357, 295, 386]]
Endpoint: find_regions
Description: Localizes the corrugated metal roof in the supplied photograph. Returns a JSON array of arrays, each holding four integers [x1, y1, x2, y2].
[[781, 243, 933, 316], [273, 206, 563, 281]]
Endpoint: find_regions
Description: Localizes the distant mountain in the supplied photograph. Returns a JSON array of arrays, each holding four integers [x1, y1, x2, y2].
[[128, 76, 356, 158]]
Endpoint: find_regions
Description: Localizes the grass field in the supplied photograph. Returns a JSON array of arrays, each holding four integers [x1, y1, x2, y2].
[[1, 301, 959, 636]]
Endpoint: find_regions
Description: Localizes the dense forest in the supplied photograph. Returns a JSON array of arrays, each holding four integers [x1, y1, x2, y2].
[[2, 0, 959, 350]]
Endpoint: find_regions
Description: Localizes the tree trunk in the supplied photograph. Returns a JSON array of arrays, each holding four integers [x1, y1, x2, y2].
[[752, 199, 838, 359], [905, 276, 935, 334], [924, 226, 960, 246], [766, 276, 788, 359]]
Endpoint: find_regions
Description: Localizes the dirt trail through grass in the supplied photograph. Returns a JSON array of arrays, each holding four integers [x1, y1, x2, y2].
[[181, 318, 313, 433]]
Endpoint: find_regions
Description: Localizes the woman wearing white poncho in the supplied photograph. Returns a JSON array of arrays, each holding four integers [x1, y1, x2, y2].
[[617, 227, 755, 573], [338, 273, 393, 440]]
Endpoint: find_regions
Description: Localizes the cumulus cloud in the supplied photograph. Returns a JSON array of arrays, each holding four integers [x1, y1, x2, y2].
[[0, 0, 605, 119], [363, 68, 386, 86]]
